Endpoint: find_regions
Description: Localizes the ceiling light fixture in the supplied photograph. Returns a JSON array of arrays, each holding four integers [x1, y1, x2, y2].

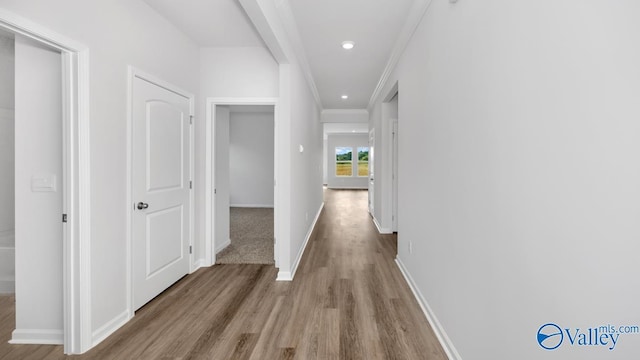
[[341, 95, 349, 100], [341, 41, 355, 50]]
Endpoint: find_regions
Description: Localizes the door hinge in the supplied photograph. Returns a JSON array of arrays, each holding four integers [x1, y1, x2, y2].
[[62, 214, 68, 223], [189, 115, 194, 125], [214, 188, 217, 194], [190, 180, 193, 189], [189, 245, 193, 254]]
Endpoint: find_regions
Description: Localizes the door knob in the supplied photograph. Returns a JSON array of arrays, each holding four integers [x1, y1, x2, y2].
[[136, 202, 149, 210]]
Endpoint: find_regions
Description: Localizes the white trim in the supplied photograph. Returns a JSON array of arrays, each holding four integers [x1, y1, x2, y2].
[[206, 97, 279, 269], [126, 66, 195, 320], [9, 329, 64, 345], [277, 202, 324, 281], [192, 259, 207, 271], [90, 310, 130, 347], [371, 215, 392, 235], [395, 257, 462, 360], [367, 0, 434, 111], [230, 204, 275, 208], [0, 9, 92, 355], [214, 238, 231, 254], [272, 1, 323, 109]]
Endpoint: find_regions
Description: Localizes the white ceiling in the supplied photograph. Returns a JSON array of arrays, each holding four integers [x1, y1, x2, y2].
[[289, 0, 415, 109], [144, 0, 416, 110], [143, 0, 264, 47]]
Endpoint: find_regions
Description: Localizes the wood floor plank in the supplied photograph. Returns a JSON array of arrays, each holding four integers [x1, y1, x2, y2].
[[0, 189, 447, 360]]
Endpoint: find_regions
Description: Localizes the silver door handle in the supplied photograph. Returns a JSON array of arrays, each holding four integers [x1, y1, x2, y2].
[[136, 202, 149, 210]]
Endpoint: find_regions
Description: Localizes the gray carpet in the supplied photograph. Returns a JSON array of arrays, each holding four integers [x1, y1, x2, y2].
[[216, 207, 275, 265]]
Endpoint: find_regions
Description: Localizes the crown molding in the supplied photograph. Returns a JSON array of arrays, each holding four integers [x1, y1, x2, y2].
[[274, 0, 324, 110], [367, 0, 434, 111]]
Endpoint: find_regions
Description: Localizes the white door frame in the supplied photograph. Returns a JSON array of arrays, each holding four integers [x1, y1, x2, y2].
[[0, 9, 92, 354], [205, 98, 279, 267], [126, 67, 195, 315]]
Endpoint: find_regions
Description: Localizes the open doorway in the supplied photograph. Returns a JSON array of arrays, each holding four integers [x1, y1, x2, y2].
[[217, 105, 275, 264], [0, 13, 90, 353], [0, 27, 67, 347], [206, 100, 278, 266], [0, 30, 15, 296]]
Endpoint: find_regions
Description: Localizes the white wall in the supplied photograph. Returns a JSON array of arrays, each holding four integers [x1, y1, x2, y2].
[[229, 111, 274, 207], [0, 0, 200, 346], [371, 1, 640, 359], [215, 106, 230, 252], [321, 109, 368, 123], [0, 33, 14, 294], [13, 35, 63, 342], [196, 46, 278, 261], [326, 134, 369, 189], [280, 61, 323, 278]]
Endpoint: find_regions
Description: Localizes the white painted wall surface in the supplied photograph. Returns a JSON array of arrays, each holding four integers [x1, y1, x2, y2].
[[13, 35, 63, 342], [196, 46, 278, 261], [0, 33, 15, 294], [0, 0, 200, 345], [326, 134, 369, 189], [321, 109, 368, 123], [371, 1, 640, 359], [283, 61, 323, 277], [0, 33, 14, 108], [215, 106, 231, 252], [229, 111, 274, 207]]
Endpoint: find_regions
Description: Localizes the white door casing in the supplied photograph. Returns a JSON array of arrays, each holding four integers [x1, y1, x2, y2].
[[392, 119, 398, 232], [131, 73, 192, 311], [368, 128, 375, 215]]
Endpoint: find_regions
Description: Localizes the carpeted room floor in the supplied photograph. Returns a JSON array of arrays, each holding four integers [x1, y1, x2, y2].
[[215, 207, 274, 265]]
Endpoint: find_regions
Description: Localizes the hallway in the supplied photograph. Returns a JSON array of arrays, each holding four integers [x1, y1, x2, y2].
[[0, 189, 446, 359]]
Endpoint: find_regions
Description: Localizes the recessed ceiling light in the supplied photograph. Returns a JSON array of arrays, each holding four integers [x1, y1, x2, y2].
[[341, 95, 349, 100], [341, 41, 355, 50]]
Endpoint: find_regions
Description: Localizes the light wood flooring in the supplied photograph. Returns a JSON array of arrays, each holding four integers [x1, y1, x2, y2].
[[0, 189, 447, 359]]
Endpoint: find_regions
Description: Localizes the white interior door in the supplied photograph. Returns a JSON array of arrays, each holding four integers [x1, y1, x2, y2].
[[132, 75, 191, 310]]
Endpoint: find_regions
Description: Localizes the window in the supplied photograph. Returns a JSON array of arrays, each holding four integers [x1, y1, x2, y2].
[[335, 147, 352, 176], [357, 147, 369, 177]]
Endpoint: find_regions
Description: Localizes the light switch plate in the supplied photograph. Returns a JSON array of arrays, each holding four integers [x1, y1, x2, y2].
[[31, 174, 57, 192]]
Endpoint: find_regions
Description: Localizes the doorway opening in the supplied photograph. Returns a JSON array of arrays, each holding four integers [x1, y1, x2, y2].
[[215, 105, 275, 265], [206, 98, 279, 267], [0, 10, 91, 354]]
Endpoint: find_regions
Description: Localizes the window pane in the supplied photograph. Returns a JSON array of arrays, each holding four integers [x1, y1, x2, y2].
[[357, 147, 369, 177], [336, 147, 352, 176]]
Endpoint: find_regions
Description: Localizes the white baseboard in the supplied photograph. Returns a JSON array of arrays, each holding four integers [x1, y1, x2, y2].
[[371, 215, 392, 234], [91, 310, 131, 347], [230, 204, 274, 208], [192, 258, 207, 272], [395, 257, 462, 360], [215, 238, 231, 254], [277, 202, 324, 281], [10, 328, 63, 345], [0, 279, 14, 294]]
